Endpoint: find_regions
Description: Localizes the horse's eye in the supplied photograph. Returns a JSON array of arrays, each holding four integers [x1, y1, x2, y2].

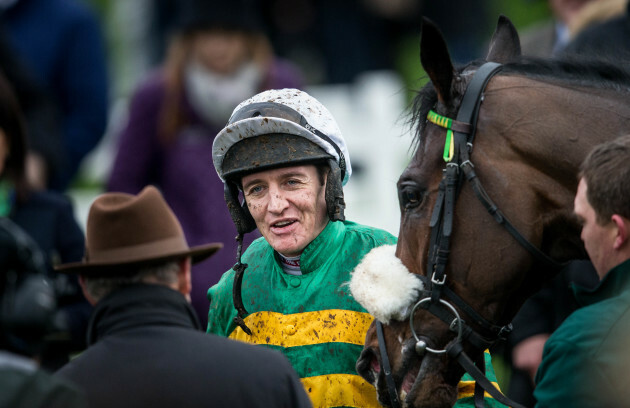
[[398, 184, 423, 210]]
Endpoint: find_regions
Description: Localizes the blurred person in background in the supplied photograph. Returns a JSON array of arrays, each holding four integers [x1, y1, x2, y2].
[[259, 0, 494, 85], [0, 217, 86, 408], [0, 0, 108, 191], [0, 71, 89, 372], [260, 0, 423, 84], [519, 0, 597, 57], [566, 0, 627, 37], [563, 0, 630, 62], [0, 23, 63, 192], [107, 0, 304, 327]]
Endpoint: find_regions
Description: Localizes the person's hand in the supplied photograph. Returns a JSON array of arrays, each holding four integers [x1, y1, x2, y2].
[[512, 333, 550, 382]]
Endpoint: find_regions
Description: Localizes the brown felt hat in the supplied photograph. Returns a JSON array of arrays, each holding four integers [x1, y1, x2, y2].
[[56, 186, 222, 274]]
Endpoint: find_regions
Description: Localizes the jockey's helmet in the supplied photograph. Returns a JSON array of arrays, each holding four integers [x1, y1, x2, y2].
[[212, 88, 351, 234]]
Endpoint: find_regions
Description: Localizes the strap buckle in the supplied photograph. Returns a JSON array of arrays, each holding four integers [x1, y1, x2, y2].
[[497, 323, 513, 340], [431, 271, 446, 285]]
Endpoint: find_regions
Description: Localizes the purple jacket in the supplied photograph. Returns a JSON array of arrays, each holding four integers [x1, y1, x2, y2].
[[107, 59, 304, 327]]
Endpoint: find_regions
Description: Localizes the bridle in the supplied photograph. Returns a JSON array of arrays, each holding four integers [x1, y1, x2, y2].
[[376, 62, 565, 408]]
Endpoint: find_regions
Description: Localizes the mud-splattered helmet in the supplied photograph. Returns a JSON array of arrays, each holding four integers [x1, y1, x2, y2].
[[213, 88, 352, 234]]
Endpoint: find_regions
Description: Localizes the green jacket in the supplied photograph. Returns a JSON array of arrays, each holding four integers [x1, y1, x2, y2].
[[534, 259, 630, 407], [208, 220, 503, 407]]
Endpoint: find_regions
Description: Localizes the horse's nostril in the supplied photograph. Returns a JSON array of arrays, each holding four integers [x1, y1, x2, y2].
[[357, 348, 379, 384]]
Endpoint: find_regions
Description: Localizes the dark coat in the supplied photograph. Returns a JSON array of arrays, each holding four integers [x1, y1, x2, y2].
[[2, 0, 109, 190], [0, 351, 86, 408], [500, 260, 599, 407], [11, 191, 85, 271], [563, 2, 630, 63], [534, 259, 630, 407], [55, 284, 312, 408], [11, 190, 91, 370]]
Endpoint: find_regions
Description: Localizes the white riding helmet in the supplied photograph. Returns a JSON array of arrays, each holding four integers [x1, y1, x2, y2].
[[212, 88, 352, 185]]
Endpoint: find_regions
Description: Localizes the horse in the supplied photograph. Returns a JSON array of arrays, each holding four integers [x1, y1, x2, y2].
[[348, 15, 630, 408]]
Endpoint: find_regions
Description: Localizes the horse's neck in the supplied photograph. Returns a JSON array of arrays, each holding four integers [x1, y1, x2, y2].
[[483, 75, 630, 189]]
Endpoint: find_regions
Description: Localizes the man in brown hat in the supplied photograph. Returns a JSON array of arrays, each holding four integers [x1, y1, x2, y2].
[[54, 185, 312, 408]]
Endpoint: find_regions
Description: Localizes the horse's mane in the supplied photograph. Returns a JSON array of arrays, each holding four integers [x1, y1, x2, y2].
[[410, 57, 630, 147], [502, 56, 630, 89]]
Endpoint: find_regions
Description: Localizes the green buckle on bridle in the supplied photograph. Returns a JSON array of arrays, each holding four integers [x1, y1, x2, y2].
[[427, 110, 454, 162]]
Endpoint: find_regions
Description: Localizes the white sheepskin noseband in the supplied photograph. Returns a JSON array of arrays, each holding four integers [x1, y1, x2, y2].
[[349, 245, 424, 324]]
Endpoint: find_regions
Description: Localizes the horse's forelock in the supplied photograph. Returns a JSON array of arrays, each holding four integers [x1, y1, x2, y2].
[[410, 84, 437, 149]]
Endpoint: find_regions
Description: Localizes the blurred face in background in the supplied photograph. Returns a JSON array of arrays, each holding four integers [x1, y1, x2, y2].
[[190, 29, 249, 75], [550, 0, 593, 24], [184, 28, 262, 124]]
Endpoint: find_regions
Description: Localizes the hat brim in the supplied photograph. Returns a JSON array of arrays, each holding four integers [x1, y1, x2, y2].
[[55, 243, 223, 275]]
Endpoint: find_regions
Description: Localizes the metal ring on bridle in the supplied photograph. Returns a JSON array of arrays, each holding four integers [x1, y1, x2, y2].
[[409, 297, 463, 354]]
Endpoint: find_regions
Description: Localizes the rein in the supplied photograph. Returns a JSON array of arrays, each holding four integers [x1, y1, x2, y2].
[[377, 62, 563, 408]]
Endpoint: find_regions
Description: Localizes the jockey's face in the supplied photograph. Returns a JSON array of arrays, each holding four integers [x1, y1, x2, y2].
[[242, 164, 328, 257]]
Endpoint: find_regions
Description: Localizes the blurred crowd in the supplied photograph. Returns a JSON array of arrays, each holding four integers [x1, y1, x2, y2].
[[0, 0, 629, 407]]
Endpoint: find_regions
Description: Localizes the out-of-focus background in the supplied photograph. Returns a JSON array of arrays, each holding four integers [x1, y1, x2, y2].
[[72, 0, 556, 236]]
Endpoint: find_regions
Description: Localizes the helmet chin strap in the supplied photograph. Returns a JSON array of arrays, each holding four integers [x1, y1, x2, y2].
[[224, 183, 257, 236], [231, 232, 251, 335], [222, 183, 255, 335], [325, 158, 346, 222]]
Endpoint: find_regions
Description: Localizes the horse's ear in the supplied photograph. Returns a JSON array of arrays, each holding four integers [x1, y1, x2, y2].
[[420, 17, 454, 104], [486, 15, 521, 63]]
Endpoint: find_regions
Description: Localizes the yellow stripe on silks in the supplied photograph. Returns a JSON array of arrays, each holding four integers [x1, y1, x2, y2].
[[228, 309, 374, 347], [457, 350, 499, 399], [457, 381, 501, 399], [302, 373, 380, 408]]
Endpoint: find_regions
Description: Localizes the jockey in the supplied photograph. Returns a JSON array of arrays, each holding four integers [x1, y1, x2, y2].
[[208, 88, 502, 407]]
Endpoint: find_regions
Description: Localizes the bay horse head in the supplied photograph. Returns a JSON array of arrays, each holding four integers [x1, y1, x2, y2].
[[350, 15, 630, 408]]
